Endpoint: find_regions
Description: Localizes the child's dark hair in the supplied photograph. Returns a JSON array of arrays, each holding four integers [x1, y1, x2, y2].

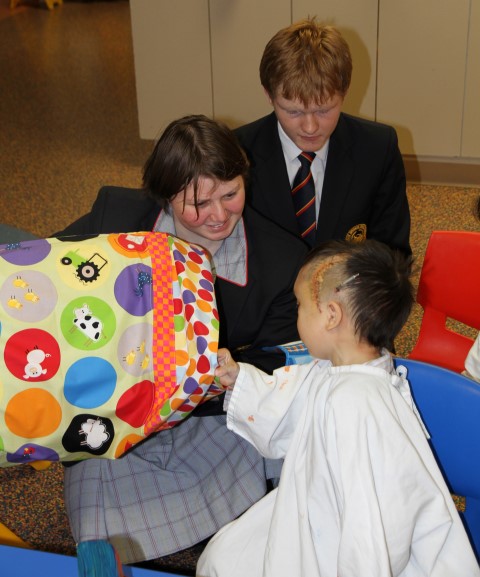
[[302, 239, 414, 350]]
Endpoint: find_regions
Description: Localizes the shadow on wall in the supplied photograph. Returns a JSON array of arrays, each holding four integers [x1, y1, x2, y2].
[[339, 26, 371, 117]]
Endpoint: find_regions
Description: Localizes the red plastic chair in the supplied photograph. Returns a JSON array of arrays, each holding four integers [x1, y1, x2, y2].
[[408, 231, 480, 372]]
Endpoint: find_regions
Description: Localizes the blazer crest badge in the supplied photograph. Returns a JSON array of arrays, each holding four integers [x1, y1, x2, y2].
[[346, 224, 367, 243]]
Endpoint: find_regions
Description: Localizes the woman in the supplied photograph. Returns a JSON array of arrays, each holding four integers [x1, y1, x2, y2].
[[57, 115, 308, 564]]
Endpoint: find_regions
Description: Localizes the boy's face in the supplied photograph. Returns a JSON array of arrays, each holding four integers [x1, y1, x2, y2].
[[294, 268, 330, 359], [267, 91, 344, 152]]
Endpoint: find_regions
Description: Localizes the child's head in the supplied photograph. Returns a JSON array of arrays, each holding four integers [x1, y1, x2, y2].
[[295, 240, 414, 359]]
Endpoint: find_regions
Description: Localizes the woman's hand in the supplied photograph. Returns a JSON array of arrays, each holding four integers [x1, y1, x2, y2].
[[215, 348, 240, 389]]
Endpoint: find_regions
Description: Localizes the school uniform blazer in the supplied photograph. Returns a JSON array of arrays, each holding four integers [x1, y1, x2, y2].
[[235, 112, 411, 255], [56, 186, 308, 373]]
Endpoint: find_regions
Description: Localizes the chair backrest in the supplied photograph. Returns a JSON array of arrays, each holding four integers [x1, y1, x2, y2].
[[393, 357, 480, 559], [409, 230, 480, 372]]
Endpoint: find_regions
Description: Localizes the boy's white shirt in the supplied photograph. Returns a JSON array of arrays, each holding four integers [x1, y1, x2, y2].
[[199, 353, 479, 577]]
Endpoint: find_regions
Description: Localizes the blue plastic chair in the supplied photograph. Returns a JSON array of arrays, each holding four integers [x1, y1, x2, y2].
[[0, 543, 188, 577], [393, 357, 480, 560]]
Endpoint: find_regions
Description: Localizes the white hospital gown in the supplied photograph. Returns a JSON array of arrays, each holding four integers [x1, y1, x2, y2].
[[197, 354, 480, 577]]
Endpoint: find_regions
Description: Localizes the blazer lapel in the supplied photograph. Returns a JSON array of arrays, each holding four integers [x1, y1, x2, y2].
[[249, 114, 299, 234], [316, 114, 354, 243], [215, 272, 256, 348]]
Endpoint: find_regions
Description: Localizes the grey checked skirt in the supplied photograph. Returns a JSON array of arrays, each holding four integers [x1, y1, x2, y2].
[[64, 414, 276, 564]]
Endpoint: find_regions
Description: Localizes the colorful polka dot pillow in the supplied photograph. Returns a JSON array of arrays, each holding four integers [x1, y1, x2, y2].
[[0, 232, 221, 465]]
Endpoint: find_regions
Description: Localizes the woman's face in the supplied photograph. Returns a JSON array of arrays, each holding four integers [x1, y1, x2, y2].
[[170, 175, 245, 245]]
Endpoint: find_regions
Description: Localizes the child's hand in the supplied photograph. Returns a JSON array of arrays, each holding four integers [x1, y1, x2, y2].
[[215, 348, 240, 389]]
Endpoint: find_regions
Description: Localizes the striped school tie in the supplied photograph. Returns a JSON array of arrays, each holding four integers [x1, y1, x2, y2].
[[291, 151, 316, 246]]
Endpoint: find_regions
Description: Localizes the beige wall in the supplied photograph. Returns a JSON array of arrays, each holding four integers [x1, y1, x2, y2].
[[462, 0, 480, 158], [377, 0, 470, 157], [130, 0, 480, 183], [129, 0, 213, 139], [209, 0, 290, 125]]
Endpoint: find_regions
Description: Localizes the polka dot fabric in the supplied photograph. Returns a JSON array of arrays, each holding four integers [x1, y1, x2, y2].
[[0, 232, 220, 465]]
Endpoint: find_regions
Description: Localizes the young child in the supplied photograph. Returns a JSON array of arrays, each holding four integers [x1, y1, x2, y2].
[[197, 240, 480, 577]]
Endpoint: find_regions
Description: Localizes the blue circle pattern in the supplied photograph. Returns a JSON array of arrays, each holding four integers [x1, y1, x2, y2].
[[64, 358, 117, 408]]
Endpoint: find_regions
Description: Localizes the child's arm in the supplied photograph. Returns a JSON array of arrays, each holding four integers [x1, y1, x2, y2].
[[221, 357, 323, 460]]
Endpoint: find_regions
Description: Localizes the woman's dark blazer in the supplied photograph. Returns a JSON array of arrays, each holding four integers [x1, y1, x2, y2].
[[56, 186, 308, 374]]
